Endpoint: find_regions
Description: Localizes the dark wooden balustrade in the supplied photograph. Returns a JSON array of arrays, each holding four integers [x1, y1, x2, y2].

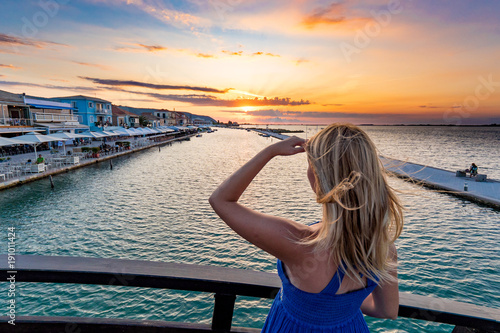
[[1, 255, 498, 332]]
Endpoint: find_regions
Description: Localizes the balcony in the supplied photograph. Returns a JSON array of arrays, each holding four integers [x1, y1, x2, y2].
[[33, 113, 79, 122], [0, 117, 32, 127]]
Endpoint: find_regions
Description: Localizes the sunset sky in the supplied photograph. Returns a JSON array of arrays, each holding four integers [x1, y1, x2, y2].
[[1, 0, 499, 124]]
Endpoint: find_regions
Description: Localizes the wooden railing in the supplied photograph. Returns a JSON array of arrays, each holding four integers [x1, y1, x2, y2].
[[1, 255, 498, 332]]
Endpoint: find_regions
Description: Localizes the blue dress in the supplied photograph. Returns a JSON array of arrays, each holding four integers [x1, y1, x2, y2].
[[261, 259, 378, 332]]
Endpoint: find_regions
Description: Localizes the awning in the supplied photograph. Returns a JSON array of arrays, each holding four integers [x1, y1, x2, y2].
[[0, 127, 44, 134], [35, 123, 89, 130], [25, 98, 73, 110], [29, 104, 74, 110]]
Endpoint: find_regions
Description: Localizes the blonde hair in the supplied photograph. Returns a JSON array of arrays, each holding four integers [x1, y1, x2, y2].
[[304, 123, 403, 284]]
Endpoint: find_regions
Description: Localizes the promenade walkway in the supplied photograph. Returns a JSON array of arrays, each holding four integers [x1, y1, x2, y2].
[[251, 129, 500, 209], [0, 134, 193, 191]]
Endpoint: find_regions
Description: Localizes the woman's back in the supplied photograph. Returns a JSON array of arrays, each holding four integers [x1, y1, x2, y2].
[[262, 256, 378, 332], [283, 223, 368, 295]]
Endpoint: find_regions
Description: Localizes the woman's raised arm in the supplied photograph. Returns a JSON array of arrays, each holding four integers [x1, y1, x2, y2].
[[209, 136, 309, 262]]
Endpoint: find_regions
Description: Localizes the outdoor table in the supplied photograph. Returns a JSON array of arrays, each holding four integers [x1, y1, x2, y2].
[[52, 158, 67, 167], [64, 156, 80, 165], [30, 163, 45, 173]]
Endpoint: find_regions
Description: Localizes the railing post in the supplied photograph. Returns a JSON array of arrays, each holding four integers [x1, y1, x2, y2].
[[212, 293, 236, 332]]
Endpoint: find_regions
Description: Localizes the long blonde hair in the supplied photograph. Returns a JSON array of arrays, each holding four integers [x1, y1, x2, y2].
[[304, 123, 403, 283]]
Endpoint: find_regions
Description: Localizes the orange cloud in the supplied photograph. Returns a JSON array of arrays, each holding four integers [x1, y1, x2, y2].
[[222, 50, 281, 57], [0, 33, 67, 53], [136, 44, 166, 52], [302, 3, 346, 28], [301, 2, 372, 30], [72, 61, 111, 70], [196, 53, 215, 58], [114, 43, 167, 53], [0, 64, 21, 70], [222, 50, 243, 56]]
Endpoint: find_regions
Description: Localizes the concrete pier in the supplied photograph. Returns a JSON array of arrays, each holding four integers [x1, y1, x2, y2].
[[381, 156, 500, 209], [250, 129, 500, 209], [251, 129, 289, 140]]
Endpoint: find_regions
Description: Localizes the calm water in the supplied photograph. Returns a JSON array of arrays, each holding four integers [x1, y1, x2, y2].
[[0, 126, 499, 332]]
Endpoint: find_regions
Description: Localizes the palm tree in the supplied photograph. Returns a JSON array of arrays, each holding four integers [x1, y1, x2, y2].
[[139, 116, 149, 127]]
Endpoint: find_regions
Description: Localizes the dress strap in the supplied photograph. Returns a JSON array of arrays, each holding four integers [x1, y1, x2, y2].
[[307, 221, 321, 226], [320, 263, 346, 295]]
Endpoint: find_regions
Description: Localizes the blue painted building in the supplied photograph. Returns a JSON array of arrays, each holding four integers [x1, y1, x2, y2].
[[53, 95, 112, 131]]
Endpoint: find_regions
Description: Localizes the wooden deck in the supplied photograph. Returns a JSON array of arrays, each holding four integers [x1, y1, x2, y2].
[[381, 156, 500, 209]]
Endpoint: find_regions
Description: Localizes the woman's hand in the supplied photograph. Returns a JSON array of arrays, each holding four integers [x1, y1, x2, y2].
[[267, 136, 306, 157]]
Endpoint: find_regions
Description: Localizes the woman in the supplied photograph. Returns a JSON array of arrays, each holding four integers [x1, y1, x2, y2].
[[209, 124, 403, 332]]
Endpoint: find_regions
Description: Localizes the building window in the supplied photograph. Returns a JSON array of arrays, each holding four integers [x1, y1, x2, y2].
[[107, 104, 111, 110], [71, 101, 77, 109], [90, 116, 94, 123], [89, 102, 94, 108], [78, 115, 83, 123]]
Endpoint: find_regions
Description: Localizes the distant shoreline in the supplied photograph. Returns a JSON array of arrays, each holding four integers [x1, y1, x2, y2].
[[240, 123, 500, 127]]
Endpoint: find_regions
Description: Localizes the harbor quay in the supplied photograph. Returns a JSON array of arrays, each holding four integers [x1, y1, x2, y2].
[[0, 131, 197, 191]]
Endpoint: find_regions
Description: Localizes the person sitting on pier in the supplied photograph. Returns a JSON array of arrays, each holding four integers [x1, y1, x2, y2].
[[464, 163, 478, 177], [469, 163, 478, 176], [210, 124, 403, 332]]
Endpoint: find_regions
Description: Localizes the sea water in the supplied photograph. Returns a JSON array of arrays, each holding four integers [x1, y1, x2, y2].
[[0, 126, 498, 332]]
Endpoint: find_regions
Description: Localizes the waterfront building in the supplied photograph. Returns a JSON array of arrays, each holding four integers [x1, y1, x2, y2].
[[0, 90, 32, 133], [173, 111, 189, 126], [54, 95, 112, 131], [154, 110, 175, 126], [183, 111, 216, 126], [25, 95, 88, 134], [112, 105, 139, 128], [141, 112, 164, 128], [0, 90, 88, 136], [119, 105, 214, 127]]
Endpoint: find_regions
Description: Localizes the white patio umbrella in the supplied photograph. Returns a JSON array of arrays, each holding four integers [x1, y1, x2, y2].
[[12, 132, 62, 160], [80, 131, 108, 138], [113, 128, 136, 136], [48, 132, 92, 154], [157, 127, 174, 133], [128, 128, 144, 136], [0, 137, 24, 147], [102, 131, 119, 137], [144, 128, 160, 134]]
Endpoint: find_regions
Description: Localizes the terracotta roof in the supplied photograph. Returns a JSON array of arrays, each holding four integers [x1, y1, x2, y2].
[[141, 112, 161, 120], [112, 105, 138, 117], [0, 89, 25, 105]]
